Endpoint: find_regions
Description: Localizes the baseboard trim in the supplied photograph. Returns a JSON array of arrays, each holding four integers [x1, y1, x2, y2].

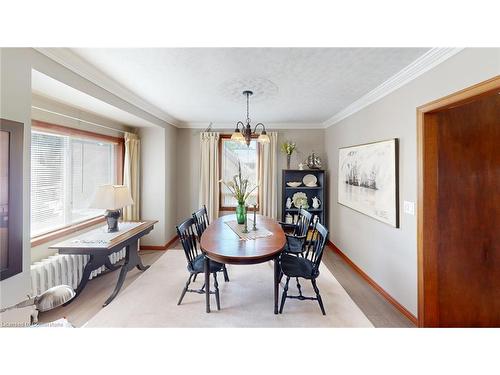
[[327, 240, 418, 326], [140, 235, 178, 251]]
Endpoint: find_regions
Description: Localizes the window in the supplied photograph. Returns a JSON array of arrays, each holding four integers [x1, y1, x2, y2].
[[220, 135, 259, 209], [30, 121, 123, 238]]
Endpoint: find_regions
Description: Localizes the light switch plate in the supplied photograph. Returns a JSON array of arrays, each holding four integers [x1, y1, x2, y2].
[[403, 201, 415, 215]]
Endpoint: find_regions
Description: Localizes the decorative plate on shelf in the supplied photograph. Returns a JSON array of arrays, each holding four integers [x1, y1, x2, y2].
[[292, 192, 309, 209], [286, 181, 302, 187], [302, 174, 317, 187]]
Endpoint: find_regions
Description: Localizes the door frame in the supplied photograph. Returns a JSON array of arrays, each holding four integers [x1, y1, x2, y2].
[[417, 75, 500, 327]]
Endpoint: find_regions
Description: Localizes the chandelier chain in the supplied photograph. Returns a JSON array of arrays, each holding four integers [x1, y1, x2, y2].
[[232, 90, 269, 146], [246, 91, 250, 124]]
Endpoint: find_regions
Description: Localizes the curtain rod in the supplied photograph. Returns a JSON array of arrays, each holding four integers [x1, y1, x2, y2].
[[31, 106, 127, 134]]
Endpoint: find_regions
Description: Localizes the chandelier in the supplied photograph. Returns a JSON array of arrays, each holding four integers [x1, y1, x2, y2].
[[231, 90, 270, 146]]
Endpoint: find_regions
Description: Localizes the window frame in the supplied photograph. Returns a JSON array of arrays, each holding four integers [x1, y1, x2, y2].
[[30, 120, 124, 247], [218, 134, 260, 212]]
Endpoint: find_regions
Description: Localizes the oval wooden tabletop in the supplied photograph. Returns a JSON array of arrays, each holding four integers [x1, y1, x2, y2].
[[200, 214, 286, 265]]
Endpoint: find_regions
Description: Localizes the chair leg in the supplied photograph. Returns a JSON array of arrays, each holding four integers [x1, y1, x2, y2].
[[178, 273, 193, 305], [213, 272, 221, 310], [222, 265, 229, 282], [279, 276, 290, 314], [311, 278, 326, 315], [193, 273, 197, 282], [296, 277, 303, 298]]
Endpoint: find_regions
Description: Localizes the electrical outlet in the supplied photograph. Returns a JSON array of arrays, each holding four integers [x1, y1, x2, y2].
[[403, 201, 415, 215]]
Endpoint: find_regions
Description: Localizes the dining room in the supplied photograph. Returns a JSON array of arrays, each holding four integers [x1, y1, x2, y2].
[[1, 2, 498, 375], [15, 45, 497, 331]]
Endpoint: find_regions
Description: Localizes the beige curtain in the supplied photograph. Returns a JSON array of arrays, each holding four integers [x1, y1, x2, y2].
[[199, 132, 220, 222], [258, 131, 278, 219], [123, 132, 140, 221]]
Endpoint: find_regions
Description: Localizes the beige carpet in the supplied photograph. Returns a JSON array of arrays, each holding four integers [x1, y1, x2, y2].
[[85, 249, 373, 327]]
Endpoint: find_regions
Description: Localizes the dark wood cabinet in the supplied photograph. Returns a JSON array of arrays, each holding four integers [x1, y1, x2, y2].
[[281, 169, 327, 228]]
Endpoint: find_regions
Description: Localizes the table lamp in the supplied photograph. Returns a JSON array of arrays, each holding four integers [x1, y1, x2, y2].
[[90, 185, 133, 232]]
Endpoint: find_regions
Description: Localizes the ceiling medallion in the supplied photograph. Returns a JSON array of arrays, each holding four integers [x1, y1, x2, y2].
[[219, 77, 279, 103]]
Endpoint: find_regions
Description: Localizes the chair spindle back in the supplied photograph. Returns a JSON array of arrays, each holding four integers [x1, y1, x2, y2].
[[303, 222, 329, 273], [192, 205, 210, 236], [176, 217, 201, 270], [295, 208, 313, 237]]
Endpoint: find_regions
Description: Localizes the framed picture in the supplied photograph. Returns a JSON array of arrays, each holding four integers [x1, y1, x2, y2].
[[338, 138, 399, 227], [0, 118, 23, 280]]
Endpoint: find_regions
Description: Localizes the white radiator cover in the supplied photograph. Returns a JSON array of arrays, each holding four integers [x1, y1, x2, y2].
[[30, 249, 126, 296]]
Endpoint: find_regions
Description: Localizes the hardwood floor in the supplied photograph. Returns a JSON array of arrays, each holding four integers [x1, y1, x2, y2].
[[37, 250, 165, 327], [322, 248, 415, 327], [38, 245, 414, 327]]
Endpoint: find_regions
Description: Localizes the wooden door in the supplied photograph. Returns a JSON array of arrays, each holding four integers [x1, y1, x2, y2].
[[418, 77, 500, 327]]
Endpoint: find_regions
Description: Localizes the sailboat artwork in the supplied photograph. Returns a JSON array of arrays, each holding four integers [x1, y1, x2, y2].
[[338, 139, 399, 227]]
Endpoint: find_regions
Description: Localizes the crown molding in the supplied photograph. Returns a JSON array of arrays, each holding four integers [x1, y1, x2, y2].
[[34, 48, 180, 128], [35, 48, 464, 131], [322, 48, 464, 128], [180, 121, 325, 130]]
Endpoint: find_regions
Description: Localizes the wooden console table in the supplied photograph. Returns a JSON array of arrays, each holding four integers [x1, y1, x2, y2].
[[50, 220, 157, 306]]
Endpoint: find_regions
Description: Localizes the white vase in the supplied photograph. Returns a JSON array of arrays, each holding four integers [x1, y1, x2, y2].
[[312, 197, 321, 209]]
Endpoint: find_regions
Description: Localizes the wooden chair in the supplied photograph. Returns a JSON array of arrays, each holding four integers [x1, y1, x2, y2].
[[176, 217, 225, 310], [192, 205, 210, 234], [279, 208, 313, 255], [192, 205, 229, 282], [278, 221, 329, 315]]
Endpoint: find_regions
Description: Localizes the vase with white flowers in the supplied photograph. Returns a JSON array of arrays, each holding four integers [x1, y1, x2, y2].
[[280, 141, 297, 169], [220, 161, 259, 224]]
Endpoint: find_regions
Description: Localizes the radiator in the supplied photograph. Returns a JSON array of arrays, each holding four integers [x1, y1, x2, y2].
[[30, 249, 126, 296]]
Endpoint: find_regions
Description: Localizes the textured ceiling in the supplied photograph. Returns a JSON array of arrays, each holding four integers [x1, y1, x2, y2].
[[70, 48, 430, 125]]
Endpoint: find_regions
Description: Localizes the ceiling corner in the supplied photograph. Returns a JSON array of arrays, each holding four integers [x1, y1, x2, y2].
[[34, 47, 182, 128], [322, 47, 464, 128]]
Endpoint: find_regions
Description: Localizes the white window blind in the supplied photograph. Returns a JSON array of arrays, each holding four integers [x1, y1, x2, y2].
[[31, 130, 117, 237], [220, 138, 259, 208]]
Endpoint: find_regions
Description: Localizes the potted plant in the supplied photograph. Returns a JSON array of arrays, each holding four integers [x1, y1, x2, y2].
[[220, 161, 259, 224], [280, 141, 297, 169]]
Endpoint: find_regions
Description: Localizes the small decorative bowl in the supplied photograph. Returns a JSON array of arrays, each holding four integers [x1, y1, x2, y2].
[[287, 182, 302, 187]]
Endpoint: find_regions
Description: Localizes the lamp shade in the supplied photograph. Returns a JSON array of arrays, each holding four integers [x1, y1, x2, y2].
[[258, 133, 270, 143], [231, 130, 245, 142], [90, 185, 134, 210]]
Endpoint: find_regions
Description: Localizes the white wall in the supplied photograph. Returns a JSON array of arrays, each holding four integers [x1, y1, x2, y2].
[[0, 48, 33, 324], [324, 48, 500, 316], [164, 124, 178, 242], [138, 124, 178, 246], [32, 94, 132, 138], [176, 128, 326, 222], [1, 48, 175, 324], [139, 126, 166, 245]]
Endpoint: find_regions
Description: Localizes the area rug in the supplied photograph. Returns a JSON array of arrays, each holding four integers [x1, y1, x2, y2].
[[84, 249, 373, 327]]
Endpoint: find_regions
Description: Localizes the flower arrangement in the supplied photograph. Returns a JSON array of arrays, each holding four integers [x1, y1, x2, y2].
[[220, 161, 258, 204], [280, 141, 297, 156], [280, 141, 297, 169], [220, 161, 258, 224]]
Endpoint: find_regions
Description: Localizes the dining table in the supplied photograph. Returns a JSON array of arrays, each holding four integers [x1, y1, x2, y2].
[[200, 214, 286, 313]]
